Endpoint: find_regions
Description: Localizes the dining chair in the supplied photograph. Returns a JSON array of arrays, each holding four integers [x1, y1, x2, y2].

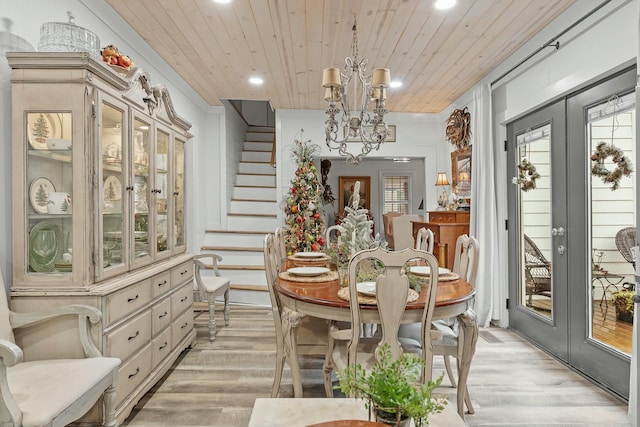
[[391, 214, 423, 250], [398, 234, 479, 414], [324, 225, 345, 249], [274, 227, 289, 270], [322, 247, 440, 397], [193, 253, 231, 342], [415, 227, 435, 253], [263, 234, 329, 397], [382, 212, 403, 249]]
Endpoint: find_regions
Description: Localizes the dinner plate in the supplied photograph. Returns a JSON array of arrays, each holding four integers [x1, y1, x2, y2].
[[408, 266, 451, 276], [287, 267, 330, 277], [356, 281, 376, 296], [29, 176, 56, 214], [295, 251, 326, 259]]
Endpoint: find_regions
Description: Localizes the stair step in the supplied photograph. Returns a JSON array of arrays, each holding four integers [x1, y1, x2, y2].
[[236, 174, 276, 187], [244, 141, 273, 151], [228, 212, 276, 218], [230, 200, 277, 215], [227, 215, 278, 231], [239, 162, 274, 175], [242, 151, 272, 162], [231, 198, 276, 203], [205, 229, 269, 234]]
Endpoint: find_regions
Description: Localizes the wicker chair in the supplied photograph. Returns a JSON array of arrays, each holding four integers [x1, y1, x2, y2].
[[524, 234, 552, 306], [615, 226, 636, 290]]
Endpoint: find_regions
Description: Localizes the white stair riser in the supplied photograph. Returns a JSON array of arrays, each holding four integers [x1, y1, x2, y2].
[[210, 251, 263, 265], [230, 200, 277, 214], [228, 289, 270, 306], [244, 141, 273, 151], [233, 186, 276, 200], [227, 215, 278, 231], [203, 233, 266, 247], [246, 132, 275, 142], [236, 174, 276, 187], [223, 269, 267, 285], [242, 151, 271, 162], [239, 162, 274, 175]]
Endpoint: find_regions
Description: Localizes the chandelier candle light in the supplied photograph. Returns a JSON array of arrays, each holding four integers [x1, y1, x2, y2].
[[322, 16, 391, 164]]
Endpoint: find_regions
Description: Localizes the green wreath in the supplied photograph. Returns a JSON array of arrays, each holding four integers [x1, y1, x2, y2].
[[591, 141, 633, 191], [515, 158, 540, 192]]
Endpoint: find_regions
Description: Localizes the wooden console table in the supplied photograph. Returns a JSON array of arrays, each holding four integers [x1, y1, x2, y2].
[[412, 211, 470, 268]]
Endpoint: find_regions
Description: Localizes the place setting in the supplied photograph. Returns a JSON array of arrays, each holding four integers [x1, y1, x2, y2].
[[337, 280, 420, 305], [407, 265, 460, 282], [279, 265, 338, 283], [287, 251, 331, 268]]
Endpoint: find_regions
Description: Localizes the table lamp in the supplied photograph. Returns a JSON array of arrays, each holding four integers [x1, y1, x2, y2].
[[435, 172, 450, 209]]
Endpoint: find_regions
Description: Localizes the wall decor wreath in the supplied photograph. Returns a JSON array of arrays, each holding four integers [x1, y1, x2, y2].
[[591, 141, 633, 191], [445, 106, 472, 150], [514, 158, 540, 192]]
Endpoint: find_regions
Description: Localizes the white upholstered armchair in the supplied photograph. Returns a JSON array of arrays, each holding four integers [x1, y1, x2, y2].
[[0, 270, 120, 427]]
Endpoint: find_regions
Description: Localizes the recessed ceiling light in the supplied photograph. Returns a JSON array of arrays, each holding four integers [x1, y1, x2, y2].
[[393, 157, 411, 163], [434, 0, 456, 10], [249, 77, 263, 85], [390, 81, 402, 88]]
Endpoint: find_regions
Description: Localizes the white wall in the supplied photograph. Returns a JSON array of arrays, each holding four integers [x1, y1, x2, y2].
[[0, 0, 219, 288]]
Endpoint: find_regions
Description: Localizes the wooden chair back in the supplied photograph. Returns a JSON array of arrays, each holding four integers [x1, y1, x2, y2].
[[452, 234, 479, 287]]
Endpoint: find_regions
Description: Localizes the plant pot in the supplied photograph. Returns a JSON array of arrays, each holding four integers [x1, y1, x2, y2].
[[616, 306, 634, 323], [374, 409, 410, 427]]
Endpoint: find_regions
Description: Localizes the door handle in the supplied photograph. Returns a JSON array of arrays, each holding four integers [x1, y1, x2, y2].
[[552, 227, 565, 236]]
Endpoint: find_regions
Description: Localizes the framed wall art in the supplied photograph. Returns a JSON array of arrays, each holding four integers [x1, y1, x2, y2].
[[338, 176, 371, 214]]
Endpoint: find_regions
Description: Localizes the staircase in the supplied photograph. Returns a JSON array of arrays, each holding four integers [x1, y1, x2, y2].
[[202, 126, 276, 305]]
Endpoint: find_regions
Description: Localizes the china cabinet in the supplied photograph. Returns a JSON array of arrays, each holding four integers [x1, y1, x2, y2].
[[8, 52, 195, 424]]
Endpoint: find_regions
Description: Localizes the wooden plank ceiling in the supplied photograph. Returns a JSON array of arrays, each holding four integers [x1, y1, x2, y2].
[[105, 0, 575, 113]]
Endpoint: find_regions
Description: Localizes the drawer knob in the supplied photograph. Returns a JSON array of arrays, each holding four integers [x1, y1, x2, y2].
[[127, 294, 139, 303], [159, 311, 168, 319], [180, 270, 188, 275], [159, 342, 168, 350], [180, 296, 188, 302], [181, 322, 188, 329], [128, 330, 140, 341], [157, 280, 167, 287], [128, 367, 140, 379]]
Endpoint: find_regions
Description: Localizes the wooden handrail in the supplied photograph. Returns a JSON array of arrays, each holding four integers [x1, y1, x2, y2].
[[270, 132, 276, 167]]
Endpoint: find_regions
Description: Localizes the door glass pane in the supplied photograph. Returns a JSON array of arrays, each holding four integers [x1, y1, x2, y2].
[[383, 176, 409, 214], [587, 93, 635, 355], [26, 112, 73, 273], [517, 124, 553, 319], [102, 103, 124, 269], [156, 130, 169, 255], [174, 139, 185, 248], [133, 118, 150, 259]]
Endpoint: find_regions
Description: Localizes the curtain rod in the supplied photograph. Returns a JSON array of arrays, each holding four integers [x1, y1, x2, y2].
[[490, 0, 613, 87]]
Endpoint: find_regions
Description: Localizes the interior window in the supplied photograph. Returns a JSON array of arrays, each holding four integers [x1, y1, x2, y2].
[[383, 175, 409, 214]]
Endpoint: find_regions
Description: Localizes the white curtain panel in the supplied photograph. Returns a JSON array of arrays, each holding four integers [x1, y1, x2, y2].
[[469, 83, 500, 327]]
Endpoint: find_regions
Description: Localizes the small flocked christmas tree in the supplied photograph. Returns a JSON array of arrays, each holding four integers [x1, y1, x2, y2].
[[335, 181, 386, 264], [283, 138, 326, 254]]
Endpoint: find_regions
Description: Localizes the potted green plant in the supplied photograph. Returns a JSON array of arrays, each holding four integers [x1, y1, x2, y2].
[[612, 290, 635, 323], [335, 343, 447, 427]]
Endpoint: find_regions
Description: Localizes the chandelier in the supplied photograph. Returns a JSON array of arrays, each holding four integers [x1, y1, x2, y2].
[[322, 16, 391, 164]]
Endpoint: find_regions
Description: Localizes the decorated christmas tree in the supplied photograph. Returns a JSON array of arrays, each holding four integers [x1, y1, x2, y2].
[[283, 138, 326, 254]]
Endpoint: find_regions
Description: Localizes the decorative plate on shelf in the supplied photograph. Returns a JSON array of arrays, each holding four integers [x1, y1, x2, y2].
[[27, 112, 61, 150], [104, 175, 122, 202], [295, 252, 326, 259], [287, 267, 330, 277], [356, 281, 377, 296], [408, 266, 451, 276], [28, 221, 63, 272], [29, 177, 56, 214]]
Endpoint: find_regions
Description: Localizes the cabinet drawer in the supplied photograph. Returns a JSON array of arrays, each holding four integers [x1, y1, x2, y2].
[[171, 284, 193, 319], [152, 327, 172, 368], [105, 279, 152, 325], [106, 310, 152, 362], [171, 308, 194, 347], [152, 272, 171, 299], [428, 212, 455, 223], [151, 298, 172, 336], [115, 343, 152, 407], [171, 261, 193, 288]]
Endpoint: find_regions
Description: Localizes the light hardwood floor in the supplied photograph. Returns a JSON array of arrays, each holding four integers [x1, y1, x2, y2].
[[122, 304, 630, 427]]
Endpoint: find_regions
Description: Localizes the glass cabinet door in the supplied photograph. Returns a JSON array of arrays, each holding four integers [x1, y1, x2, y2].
[[131, 115, 152, 268], [154, 127, 170, 259], [99, 101, 127, 277], [26, 111, 73, 274], [173, 138, 186, 252]]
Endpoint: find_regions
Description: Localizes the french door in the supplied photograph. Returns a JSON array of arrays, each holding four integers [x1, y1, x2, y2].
[[508, 67, 636, 398]]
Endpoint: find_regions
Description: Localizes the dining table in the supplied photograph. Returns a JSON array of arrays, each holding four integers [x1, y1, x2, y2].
[[274, 260, 478, 419]]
